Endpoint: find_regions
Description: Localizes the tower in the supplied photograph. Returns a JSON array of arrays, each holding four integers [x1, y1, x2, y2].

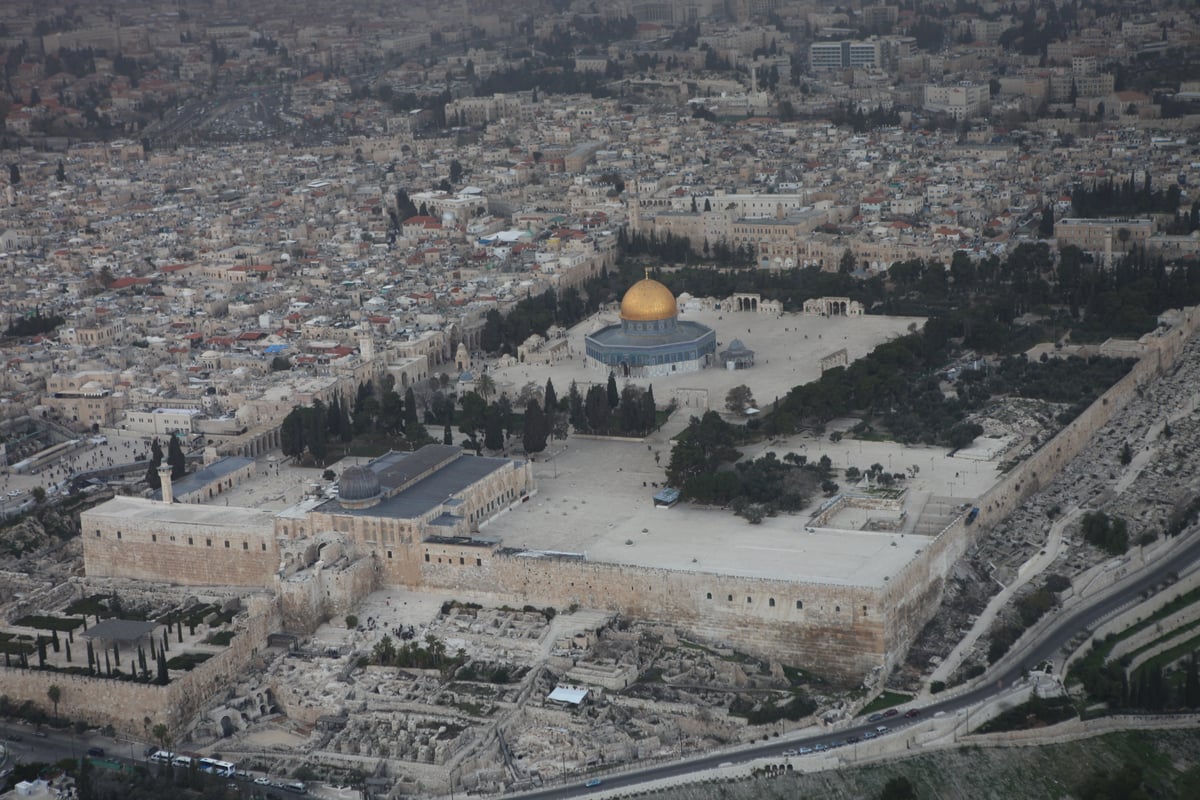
[[357, 323, 375, 361], [158, 465, 174, 504]]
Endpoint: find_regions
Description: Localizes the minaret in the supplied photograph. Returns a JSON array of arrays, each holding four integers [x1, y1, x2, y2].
[[159, 465, 174, 504], [357, 322, 375, 361], [629, 190, 641, 235]]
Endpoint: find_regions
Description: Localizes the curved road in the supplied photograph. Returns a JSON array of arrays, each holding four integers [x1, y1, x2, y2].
[[508, 530, 1200, 799]]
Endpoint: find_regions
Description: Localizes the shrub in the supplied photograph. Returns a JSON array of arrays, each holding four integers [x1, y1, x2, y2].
[[1044, 574, 1071, 593], [1080, 511, 1128, 555], [930, 680, 946, 694]]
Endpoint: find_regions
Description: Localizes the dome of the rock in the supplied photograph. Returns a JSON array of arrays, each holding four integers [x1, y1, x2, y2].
[[620, 278, 678, 322]]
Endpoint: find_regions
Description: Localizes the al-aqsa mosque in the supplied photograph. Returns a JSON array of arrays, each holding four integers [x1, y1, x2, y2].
[[585, 274, 716, 377]]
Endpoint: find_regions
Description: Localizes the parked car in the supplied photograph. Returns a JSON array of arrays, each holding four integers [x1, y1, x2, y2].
[[86, 747, 105, 757], [882, 709, 899, 718], [904, 708, 922, 718], [867, 713, 883, 722]]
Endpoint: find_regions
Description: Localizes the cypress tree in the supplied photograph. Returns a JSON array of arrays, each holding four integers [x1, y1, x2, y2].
[[522, 400, 548, 454], [65, 640, 72, 663], [146, 438, 164, 489], [167, 434, 186, 480], [641, 384, 657, 433]]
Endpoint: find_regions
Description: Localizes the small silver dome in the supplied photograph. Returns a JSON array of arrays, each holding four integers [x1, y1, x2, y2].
[[338, 465, 381, 502]]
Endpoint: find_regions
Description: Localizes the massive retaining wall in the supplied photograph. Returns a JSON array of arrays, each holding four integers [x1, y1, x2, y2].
[[419, 554, 887, 682], [81, 499, 280, 588], [882, 307, 1200, 670]]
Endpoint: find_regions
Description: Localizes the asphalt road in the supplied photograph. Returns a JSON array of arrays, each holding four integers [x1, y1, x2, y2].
[[507, 530, 1200, 799]]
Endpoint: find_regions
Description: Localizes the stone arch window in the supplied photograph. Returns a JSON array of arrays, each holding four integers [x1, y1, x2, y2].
[[224, 540, 230, 548], [242, 542, 248, 550], [769, 598, 775, 607], [387, 551, 393, 559], [459, 557, 465, 565], [796, 600, 803, 609], [706, 592, 712, 600], [727, 594, 733, 602], [188, 537, 194, 545], [746, 596, 752, 603], [424, 553, 430, 562], [116, 531, 122, 539], [151, 534, 157, 542], [261, 542, 267, 551], [862, 605, 868, 615], [206, 539, 212, 547], [835, 605, 840, 613], [95, 530, 101, 537]]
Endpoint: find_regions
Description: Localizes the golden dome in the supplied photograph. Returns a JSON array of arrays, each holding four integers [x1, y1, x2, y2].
[[620, 278, 677, 321]]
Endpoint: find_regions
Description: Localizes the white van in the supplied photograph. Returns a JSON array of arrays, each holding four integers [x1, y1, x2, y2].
[[150, 751, 174, 763], [173, 755, 193, 768]]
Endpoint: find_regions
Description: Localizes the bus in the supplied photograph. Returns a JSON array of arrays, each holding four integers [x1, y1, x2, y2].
[[198, 758, 237, 777]]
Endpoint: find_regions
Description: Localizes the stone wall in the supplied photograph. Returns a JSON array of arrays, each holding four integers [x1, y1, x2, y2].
[[82, 506, 280, 588], [882, 306, 1200, 672], [417, 554, 886, 682], [277, 554, 377, 634]]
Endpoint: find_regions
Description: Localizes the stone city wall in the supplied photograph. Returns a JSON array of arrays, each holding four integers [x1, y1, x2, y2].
[[81, 512, 280, 588], [417, 554, 886, 682], [882, 306, 1200, 671], [277, 556, 377, 634]]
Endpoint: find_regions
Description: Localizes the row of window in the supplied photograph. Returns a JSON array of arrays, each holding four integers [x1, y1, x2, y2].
[[470, 488, 518, 522], [704, 592, 868, 615], [94, 529, 267, 551], [423, 552, 484, 567]]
